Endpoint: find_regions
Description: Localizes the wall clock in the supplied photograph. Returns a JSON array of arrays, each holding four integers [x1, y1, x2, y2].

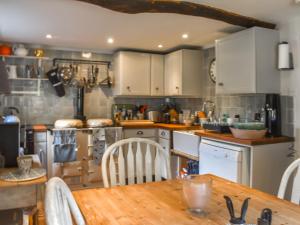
[[209, 58, 216, 83]]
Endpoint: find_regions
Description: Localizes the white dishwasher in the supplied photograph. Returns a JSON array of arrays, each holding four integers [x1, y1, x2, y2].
[[199, 138, 250, 185]]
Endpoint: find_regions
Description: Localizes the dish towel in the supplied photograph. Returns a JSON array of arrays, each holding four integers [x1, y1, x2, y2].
[[53, 130, 77, 163], [0, 61, 10, 94], [105, 127, 123, 147], [92, 129, 106, 165], [92, 127, 123, 165]]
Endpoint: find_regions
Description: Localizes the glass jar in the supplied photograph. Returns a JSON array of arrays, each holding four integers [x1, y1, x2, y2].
[[182, 175, 212, 215]]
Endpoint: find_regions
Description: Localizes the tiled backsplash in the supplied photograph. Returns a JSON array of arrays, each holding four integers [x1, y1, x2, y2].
[[281, 95, 294, 137], [0, 47, 294, 136], [215, 94, 266, 121]]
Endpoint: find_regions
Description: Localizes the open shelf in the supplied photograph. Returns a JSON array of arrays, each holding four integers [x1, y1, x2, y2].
[[0, 55, 50, 60], [8, 77, 48, 81]]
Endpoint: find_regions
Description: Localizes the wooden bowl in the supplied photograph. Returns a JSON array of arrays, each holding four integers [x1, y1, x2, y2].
[[230, 127, 267, 139]]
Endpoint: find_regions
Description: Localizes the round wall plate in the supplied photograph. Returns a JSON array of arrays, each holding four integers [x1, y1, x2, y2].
[[209, 58, 216, 83]]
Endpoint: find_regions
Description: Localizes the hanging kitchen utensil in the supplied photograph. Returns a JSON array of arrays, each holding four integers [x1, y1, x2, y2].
[[85, 64, 98, 88], [224, 196, 250, 225], [58, 64, 74, 85], [46, 67, 65, 97]]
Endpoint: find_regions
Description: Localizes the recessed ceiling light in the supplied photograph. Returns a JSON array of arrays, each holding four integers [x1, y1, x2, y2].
[[158, 44, 163, 48], [107, 38, 114, 44], [46, 34, 52, 39], [82, 52, 92, 59], [182, 33, 189, 39]]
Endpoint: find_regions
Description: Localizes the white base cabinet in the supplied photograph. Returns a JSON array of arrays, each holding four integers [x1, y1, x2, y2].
[[216, 27, 280, 94], [123, 128, 157, 141], [198, 137, 294, 196]]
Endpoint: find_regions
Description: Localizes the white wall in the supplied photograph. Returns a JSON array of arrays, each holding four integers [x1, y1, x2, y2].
[[280, 16, 300, 155]]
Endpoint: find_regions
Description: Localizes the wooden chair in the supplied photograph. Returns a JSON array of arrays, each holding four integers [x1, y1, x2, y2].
[[102, 138, 171, 188], [278, 158, 300, 204], [45, 177, 85, 225]]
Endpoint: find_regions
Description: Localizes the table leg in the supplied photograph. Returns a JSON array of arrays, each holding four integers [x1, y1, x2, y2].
[[22, 207, 37, 225]]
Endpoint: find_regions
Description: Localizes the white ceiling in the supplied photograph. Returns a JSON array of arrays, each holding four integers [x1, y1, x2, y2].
[[0, 0, 299, 53]]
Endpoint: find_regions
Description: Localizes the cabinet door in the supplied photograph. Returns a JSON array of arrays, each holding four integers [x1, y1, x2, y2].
[[216, 29, 256, 94], [124, 129, 156, 139], [158, 137, 170, 152], [120, 52, 151, 95], [150, 54, 164, 96], [182, 49, 202, 96], [164, 51, 182, 96]]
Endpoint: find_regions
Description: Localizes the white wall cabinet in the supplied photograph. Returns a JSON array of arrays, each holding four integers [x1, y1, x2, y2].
[[216, 27, 280, 94], [113, 51, 151, 96], [150, 54, 164, 96], [164, 49, 202, 96]]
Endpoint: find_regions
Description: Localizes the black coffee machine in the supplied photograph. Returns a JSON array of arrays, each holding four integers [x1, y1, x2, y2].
[[265, 94, 281, 137]]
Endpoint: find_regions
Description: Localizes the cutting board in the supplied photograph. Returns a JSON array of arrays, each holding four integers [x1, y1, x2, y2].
[[119, 120, 154, 126]]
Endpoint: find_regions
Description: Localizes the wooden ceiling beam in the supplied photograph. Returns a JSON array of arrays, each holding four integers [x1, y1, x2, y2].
[[76, 0, 276, 29]]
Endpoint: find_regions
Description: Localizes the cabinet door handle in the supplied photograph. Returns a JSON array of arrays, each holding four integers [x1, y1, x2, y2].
[[137, 131, 144, 135], [218, 82, 224, 86], [156, 87, 159, 90], [127, 86, 131, 91], [175, 86, 179, 89]]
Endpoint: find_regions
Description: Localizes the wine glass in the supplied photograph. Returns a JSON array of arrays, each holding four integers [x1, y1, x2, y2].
[[182, 175, 212, 216]]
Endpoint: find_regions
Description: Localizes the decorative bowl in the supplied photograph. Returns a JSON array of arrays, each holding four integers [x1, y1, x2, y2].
[[233, 122, 265, 130], [230, 127, 267, 139]]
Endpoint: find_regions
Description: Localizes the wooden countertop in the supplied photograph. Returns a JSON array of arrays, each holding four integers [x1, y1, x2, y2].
[[73, 174, 300, 225], [195, 130, 294, 146], [121, 123, 201, 130], [122, 123, 293, 145]]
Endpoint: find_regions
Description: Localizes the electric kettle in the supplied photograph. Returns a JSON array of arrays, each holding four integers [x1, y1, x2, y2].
[[2, 107, 20, 123]]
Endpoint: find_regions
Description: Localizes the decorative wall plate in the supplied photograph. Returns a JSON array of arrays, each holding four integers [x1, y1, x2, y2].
[[209, 58, 216, 83]]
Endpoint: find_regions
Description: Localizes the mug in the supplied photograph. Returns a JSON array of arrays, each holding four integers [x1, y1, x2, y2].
[[6, 65, 17, 79]]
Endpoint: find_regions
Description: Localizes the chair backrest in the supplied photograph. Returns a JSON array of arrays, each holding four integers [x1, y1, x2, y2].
[[102, 138, 171, 188], [45, 177, 85, 225], [278, 158, 300, 205]]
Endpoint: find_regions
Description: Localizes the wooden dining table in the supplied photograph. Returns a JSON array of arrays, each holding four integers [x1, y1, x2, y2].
[[73, 174, 300, 225]]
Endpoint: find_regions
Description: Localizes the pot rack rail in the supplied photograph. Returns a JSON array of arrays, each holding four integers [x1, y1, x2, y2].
[[52, 58, 111, 67], [52, 57, 112, 87]]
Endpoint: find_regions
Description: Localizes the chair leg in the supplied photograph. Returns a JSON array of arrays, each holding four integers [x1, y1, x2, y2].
[[22, 207, 37, 225]]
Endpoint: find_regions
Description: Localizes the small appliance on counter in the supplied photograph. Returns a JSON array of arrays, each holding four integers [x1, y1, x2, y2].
[[265, 94, 281, 137], [2, 107, 20, 124]]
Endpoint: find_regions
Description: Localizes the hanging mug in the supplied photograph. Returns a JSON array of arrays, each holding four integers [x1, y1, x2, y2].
[[6, 65, 17, 79]]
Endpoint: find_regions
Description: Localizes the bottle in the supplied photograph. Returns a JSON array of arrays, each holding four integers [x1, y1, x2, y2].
[[260, 108, 266, 123]]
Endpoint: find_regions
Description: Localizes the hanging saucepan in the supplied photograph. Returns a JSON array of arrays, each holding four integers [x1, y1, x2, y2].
[[58, 64, 74, 85]]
